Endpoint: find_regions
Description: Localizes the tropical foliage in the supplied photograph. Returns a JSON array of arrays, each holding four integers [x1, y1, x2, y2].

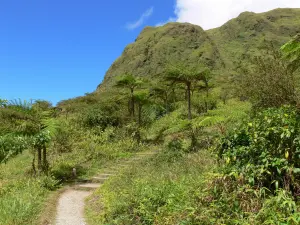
[[281, 34, 300, 72], [236, 47, 299, 109], [219, 106, 300, 194], [1, 17, 300, 225]]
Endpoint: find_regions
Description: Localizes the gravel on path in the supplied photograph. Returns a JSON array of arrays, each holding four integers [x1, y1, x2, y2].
[[55, 190, 91, 225]]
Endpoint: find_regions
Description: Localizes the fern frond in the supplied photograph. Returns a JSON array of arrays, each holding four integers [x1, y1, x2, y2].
[[163, 120, 191, 136], [192, 116, 226, 130], [41, 117, 60, 137]]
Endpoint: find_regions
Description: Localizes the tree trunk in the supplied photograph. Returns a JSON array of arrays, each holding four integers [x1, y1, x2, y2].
[[138, 103, 142, 127], [32, 152, 36, 176], [37, 147, 42, 172], [128, 99, 130, 115], [42, 145, 48, 173], [205, 88, 209, 112], [172, 88, 176, 103], [204, 80, 209, 112], [187, 82, 192, 120], [130, 88, 135, 118], [165, 92, 169, 114], [185, 89, 188, 101]]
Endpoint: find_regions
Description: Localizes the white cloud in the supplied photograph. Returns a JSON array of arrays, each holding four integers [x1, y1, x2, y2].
[[126, 7, 154, 30], [168, 0, 300, 30]]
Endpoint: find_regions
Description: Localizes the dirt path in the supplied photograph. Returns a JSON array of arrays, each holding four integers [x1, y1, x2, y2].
[[54, 151, 157, 225], [55, 190, 91, 225]]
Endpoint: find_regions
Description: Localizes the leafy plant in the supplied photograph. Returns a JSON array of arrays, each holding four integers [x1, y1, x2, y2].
[[219, 106, 300, 194], [0, 135, 30, 163], [255, 190, 300, 224], [38, 175, 60, 191], [281, 34, 300, 72], [0, 99, 59, 174], [81, 106, 120, 129], [236, 46, 299, 109]]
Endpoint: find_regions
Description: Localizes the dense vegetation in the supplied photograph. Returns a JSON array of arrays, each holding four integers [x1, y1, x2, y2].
[[0, 99, 145, 224], [1, 8, 300, 225], [85, 33, 300, 224]]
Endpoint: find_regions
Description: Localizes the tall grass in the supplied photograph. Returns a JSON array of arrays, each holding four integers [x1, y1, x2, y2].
[[0, 152, 49, 225], [86, 150, 217, 225], [0, 125, 149, 225]]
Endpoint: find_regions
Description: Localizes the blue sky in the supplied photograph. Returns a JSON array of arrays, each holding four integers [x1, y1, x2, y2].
[[0, 0, 175, 105], [1, 0, 299, 105]]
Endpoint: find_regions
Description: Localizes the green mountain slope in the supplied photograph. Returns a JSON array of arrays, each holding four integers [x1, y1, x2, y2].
[[97, 23, 223, 91], [208, 8, 300, 68], [97, 8, 300, 92]]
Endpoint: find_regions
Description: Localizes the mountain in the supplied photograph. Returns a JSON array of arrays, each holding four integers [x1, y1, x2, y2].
[[97, 8, 300, 92], [97, 23, 223, 92], [208, 8, 300, 68]]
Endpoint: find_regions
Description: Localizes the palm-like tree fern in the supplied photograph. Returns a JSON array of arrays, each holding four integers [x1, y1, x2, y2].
[[0, 99, 58, 173], [133, 90, 151, 126], [115, 73, 143, 118], [165, 63, 209, 120]]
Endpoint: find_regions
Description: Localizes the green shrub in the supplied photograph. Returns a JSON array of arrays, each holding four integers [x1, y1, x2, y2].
[[52, 125, 73, 153], [82, 107, 120, 129], [199, 176, 300, 224], [51, 162, 84, 182], [158, 137, 185, 162], [219, 106, 300, 194], [0, 135, 30, 163], [38, 175, 60, 191], [81, 103, 121, 129], [255, 190, 300, 224]]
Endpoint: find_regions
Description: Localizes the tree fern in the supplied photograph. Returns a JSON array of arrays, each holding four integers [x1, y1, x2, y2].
[[281, 34, 300, 72], [192, 116, 225, 130]]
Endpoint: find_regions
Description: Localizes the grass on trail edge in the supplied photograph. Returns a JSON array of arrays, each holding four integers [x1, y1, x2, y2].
[[0, 151, 50, 225], [0, 147, 138, 225], [37, 148, 153, 225], [85, 150, 217, 225]]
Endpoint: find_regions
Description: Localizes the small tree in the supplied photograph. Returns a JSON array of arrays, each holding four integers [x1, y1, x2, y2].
[[150, 82, 172, 114], [236, 47, 298, 109], [0, 99, 58, 174], [196, 68, 214, 112], [115, 74, 142, 118], [133, 90, 150, 127], [165, 64, 207, 120]]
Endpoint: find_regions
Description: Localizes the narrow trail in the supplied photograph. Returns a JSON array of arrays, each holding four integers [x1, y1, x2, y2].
[[55, 151, 157, 225]]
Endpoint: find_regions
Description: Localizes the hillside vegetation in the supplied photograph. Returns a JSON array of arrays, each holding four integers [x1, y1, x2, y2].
[[97, 8, 300, 91], [1, 8, 300, 225]]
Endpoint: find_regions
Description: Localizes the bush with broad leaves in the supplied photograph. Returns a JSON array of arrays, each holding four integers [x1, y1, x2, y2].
[[218, 106, 300, 195]]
